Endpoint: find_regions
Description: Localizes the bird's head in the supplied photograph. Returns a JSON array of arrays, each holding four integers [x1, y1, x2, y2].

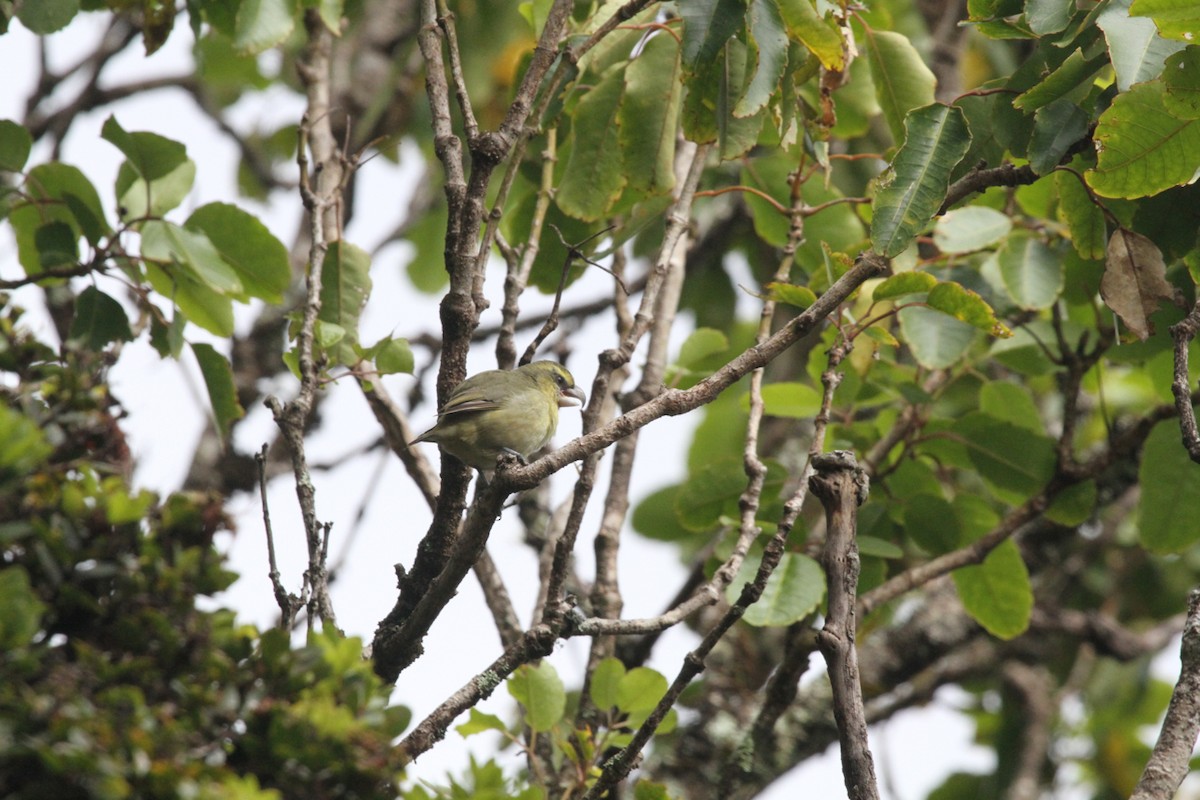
[[520, 361, 586, 408]]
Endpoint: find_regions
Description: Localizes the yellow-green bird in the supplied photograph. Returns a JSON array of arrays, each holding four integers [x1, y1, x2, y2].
[[411, 361, 586, 470]]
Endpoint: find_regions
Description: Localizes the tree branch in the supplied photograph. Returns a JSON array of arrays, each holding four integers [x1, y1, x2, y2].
[[1130, 587, 1200, 800], [811, 451, 878, 800]]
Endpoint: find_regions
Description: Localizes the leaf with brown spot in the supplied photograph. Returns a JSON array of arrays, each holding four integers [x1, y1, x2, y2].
[[1100, 229, 1181, 340]]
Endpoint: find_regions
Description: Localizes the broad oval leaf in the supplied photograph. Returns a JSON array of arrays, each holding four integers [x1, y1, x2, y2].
[[186, 203, 291, 303], [615, 667, 668, 713], [777, 0, 844, 71], [235, 0, 298, 54], [997, 233, 1063, 310], [873, 271, 938, 299], [1129, 0, 1200, 42], [933, 206, 1012, 254], [758, 382, 822, 419], [0, 120, 33, 173], [1097, 0, 1186, 91], [862, 29, 936, 144], [1138, 420, 1200, 552], [620, 34, 682, 197], [558, 66, 627, 221], [1055, 171, 1107, 260], [69, 287, 133, 350], [141, 220, 243, 296], [927, 281, 1011, 337], [1086, 81, 1200, 199], [897, 305, 978, 368], [871, 104, 972, 258], [952, 539, 1032, 639], [954, 412, 1056, 498], [508, 662, 566, 733], [733, 552, 826, 627]]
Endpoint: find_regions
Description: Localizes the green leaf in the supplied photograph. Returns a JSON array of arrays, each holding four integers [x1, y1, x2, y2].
[[15, 0, 78, 33], [455, 708, 508, 737], [677, 327, 729, 370], [145, 261, 235, 337], [634, 781, 672, 800], [101, 116, 189, 182], [1025, 0, 1073, 35], [738, 0, 789, 118], [927, 281, 1012, 337], [897, 305, 978, 368], [620, 34, 682, 196], [508, 662, 566, 732], [759, 381, 822, 419], [873, 271, 938, 299], [309, 0, 343, 32], [69, 287, 133, 350], [0, 567, 46, 649], [32, 221, 77, 269], [777, 0, 844, 70], [589, 657, 626, 710], [954, 412, 1056, 497], [235, 0, 297, 54], [149, 311, 186, 358], [1129, 0, 1200, 41], [116, 157, 197, 220], [185, 203, 291, 303], [1013, 49, 1106, 112], [862, 29, 936, 144], [733, 551, 826, 627], [680, 0, 746, 73], [11, 163, 109, 274], [1087, 81, 1200, 198], [904, 493, 961, 554], [404, 199, 449, 294], [0, 120, 32, 172], [317, 241, 372, 366], [856, 535, 904, 559], [1138, 421, 1200, 552], [1097, 0, 1187, 91], [631, 484, 696, 542], [191, 343, 246, 440], [615, 667, 668, 713], [765, 281, 818, 309], [997, 233, 1063, 310], [979, 380, 1042, 432], [1029, 99, 1089, 175], [372, 337, 414, 375], [1055, 171, 1107, 260], [1163, 47, 1200, 119], [871, 104, 972, 258], [141, 220, 244, 296], [676, 458, 749, 531], [558, 66, 627, 221], [952, 539, 1032, 639], [933, 206, 1012, 254]]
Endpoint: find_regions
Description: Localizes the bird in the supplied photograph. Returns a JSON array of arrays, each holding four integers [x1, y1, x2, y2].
[[410, 361, 586, 470]]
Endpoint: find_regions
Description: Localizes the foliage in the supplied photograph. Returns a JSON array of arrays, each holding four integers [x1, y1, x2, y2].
[[3, 0, 1200, 798], [0, 303, 408, 797]]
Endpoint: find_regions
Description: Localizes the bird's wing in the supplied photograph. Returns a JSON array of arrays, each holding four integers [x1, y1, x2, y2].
[[436, 398, 501, 417]]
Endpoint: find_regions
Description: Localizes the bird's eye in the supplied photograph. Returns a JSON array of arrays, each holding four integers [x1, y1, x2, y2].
[[555, 373, 567, 387]]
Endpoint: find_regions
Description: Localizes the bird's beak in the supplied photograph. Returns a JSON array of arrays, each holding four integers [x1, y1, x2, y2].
[[558, 386, 586, 408]]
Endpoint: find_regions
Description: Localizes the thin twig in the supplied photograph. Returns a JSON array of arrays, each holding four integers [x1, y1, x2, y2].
[[1169, 298, 1200, 463]]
